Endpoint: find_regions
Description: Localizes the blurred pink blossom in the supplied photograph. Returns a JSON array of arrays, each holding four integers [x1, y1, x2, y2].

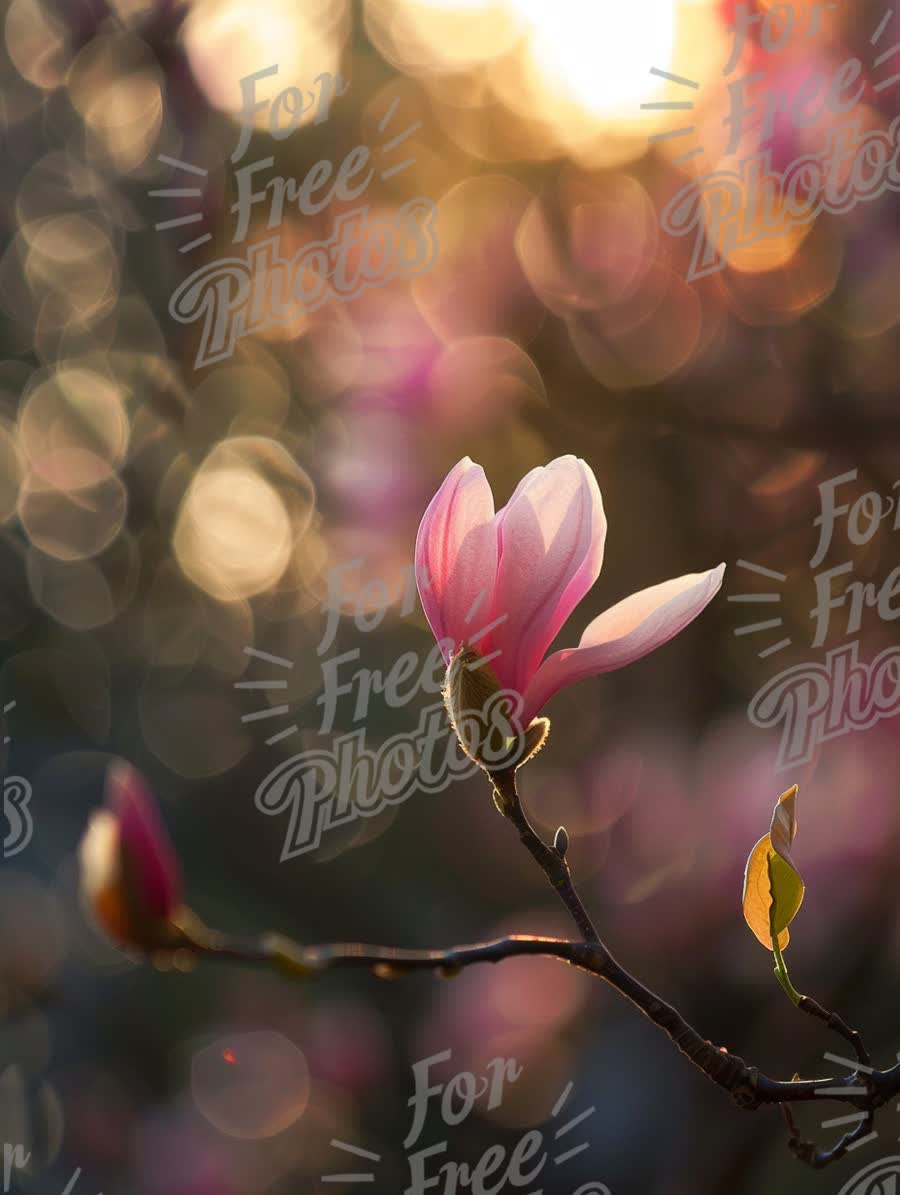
[[78, 761, 183, 951]]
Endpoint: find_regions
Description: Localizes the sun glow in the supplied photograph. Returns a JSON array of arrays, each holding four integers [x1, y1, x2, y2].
[[511, 0, 676, 118]]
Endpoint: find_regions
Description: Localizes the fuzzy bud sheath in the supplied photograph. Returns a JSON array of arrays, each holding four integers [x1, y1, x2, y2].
[[443, 647, 551, 812]]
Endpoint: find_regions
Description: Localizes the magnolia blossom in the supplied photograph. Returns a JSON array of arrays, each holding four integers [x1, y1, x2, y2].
[[79, 762, 185, 952], [415, 456, 725, 728]]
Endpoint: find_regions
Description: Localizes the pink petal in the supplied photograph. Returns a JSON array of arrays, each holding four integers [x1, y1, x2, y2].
[[521, 563, 725, 722], [415, 458, 499, 664], [106, 762, 182, 919], [489, 456, 606, 694], [494, 465, 542, 532]]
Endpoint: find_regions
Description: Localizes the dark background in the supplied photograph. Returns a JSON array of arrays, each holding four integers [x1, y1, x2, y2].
[[2, 1, 900, 1192]]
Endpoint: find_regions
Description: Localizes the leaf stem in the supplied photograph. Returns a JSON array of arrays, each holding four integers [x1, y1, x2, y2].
[[771, 933, 803, 1007]]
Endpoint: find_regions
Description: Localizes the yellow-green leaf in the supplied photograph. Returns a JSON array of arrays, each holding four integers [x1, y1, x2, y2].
[[769, 851, 804, 937], [742, 785, 804, 951]]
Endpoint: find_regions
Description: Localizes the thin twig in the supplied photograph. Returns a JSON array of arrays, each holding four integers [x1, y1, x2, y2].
[[186, 927, 898, 1118], [797, 996, 872, 1068], [785, 1106, 876, 1169], [490, 768, 601, 945], [173, 765, 890, 1170]]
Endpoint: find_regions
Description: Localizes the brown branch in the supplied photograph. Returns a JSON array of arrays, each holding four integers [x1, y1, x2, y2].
[[782, 1098, 876, 1170], [490, 767, 601, 945], [488, 766, 885, 1164], [187, 928, 899, 1115], [797, 996, 871, 1068], [780, 1002, 876, 1168], [173, 765, 891, 1171]]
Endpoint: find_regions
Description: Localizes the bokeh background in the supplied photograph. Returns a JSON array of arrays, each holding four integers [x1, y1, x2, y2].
[[2, 0, 900, 1192]]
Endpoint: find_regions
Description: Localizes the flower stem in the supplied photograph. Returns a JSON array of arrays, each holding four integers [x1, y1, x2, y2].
[[490, 768, 601, 944]]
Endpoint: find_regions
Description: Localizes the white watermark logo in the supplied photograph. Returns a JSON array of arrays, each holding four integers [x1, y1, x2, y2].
[[732, 469, 900, 768], [2, 1145, 29, 1193], [838, 1156, 900, 1194], [321, 1048, 608, 1195], [2, 777, 32, 860], [646, 2, 900, 279], [2, 701, 32, 860], [2, 1144, 94, 1195], [151, 67, 439, 368], [240, 560, 522, 860]]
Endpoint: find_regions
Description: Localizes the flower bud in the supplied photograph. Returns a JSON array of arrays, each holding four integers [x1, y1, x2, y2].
[[444, 647, 511, 767], [444, 647, 551, 774], [79, 762, 191, 954]]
